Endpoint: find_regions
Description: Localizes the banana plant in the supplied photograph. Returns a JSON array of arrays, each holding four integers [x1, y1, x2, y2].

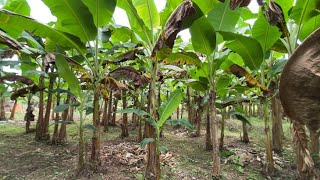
[[117, 88, 193, 151], [118, 1, 201, 179]]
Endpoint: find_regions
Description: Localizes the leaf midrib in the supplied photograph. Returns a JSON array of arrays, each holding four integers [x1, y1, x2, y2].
[[62, 0, 91, 42], [218, 3, 228, 31], [158, 91, 180, 125], [233, 35, 256, 69], [0, 10, 85, 55]]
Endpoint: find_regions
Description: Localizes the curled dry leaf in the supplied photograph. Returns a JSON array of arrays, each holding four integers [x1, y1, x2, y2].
[[0, 30, 22, 50], [102, 49, 143, 66], [152, 0, 196, 57], [280, 27, 320, 133], [101, 77, 128, 91], [109, 66, 149, 88], [219, 0, 252, 10], [10, 85, 42, 100], [0, 75, 35, 86], [262, 0, 289, 38], [228, 64, 268, 93]]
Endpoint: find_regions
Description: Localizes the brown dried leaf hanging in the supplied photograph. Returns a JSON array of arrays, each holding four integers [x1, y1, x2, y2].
[[262, 0, 289, 38], [228, 64, 268, 93], [152, 0, 196, 57], [10, 85, 42, 100], [0, 75, 35, 86], [101, 76, 128, 91], [102, 49, 143, 66], [110, 66, 149, 88], [0, 30, 22, 50], [219, 0, 252, 10]]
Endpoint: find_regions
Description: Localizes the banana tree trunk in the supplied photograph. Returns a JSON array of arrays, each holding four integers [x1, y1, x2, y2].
[[262, 98, 274, 174], [242, 122, 249, 143], [111, 97, 118, 126], [121, 93, 129, 138], [58, 95, 70, 143], [206, 108, 213, 150], [209, 90, 220, 177], [219, 108, 225, 150], [145, 62, 160, 180], [132, 95, 138, 129], [195, 95, 201, 137], [102, 98, 108, 132], [91, 89, 101, 162], [9, 100, 17, 120], [180, 103, 184, 119], [0, 94, 5, 121], [69, 106, 74, 121], [107, 91, 113, 126], [176, 104, 180, 119], [43, 73, 55, 140], [187, 86, 192, 123], [249, 103, 252, 117], [51, 100, 55, 120], [35, 71, 48, 141], [272, 96, 283, 152], [51, 78, 61, 144], [138, 92, 145, 142]]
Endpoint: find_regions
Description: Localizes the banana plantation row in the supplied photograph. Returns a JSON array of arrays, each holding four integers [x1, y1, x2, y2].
[[0, 0, 319, 179]]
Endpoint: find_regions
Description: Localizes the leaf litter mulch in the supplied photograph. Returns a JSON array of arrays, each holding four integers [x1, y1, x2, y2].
[[0, 123, 308, 180]]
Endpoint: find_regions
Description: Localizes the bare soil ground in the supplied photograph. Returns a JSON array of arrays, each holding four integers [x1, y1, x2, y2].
[[0, 115, 300, 180]]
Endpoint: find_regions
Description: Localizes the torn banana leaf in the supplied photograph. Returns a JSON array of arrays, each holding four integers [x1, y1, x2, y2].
[[228, 64, 268, 93]]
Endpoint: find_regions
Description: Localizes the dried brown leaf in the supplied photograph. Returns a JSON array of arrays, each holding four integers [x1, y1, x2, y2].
[[219, 0, 252, 10], [10, 85, 42, 100], [0, 30, 22, 50], [0, 75, 35, 86], [152, 1, 196, 57], [262, 1, 289, 38], [228, 64, 268, 93], [110, 66, 149, 88]]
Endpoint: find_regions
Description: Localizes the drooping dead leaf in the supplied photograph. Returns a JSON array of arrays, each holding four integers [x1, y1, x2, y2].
[[280, 27, 320, 133], [102, 49, 143, 66], [114, 49, 141, 63], [109, 66, 149, 88], [152, 1, 196, 57], [228, 64, 268, 93], [101, 76, 128, 91], [0, 75, 35, 86], [10, 85, 42, 100], [262, 0, 289, 38], [220, 99, 250, 108], [292, 121, 314, 169], [0, 30, 22, 50], [80, 74, 128, 92], [219, 0, 251, 10]]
